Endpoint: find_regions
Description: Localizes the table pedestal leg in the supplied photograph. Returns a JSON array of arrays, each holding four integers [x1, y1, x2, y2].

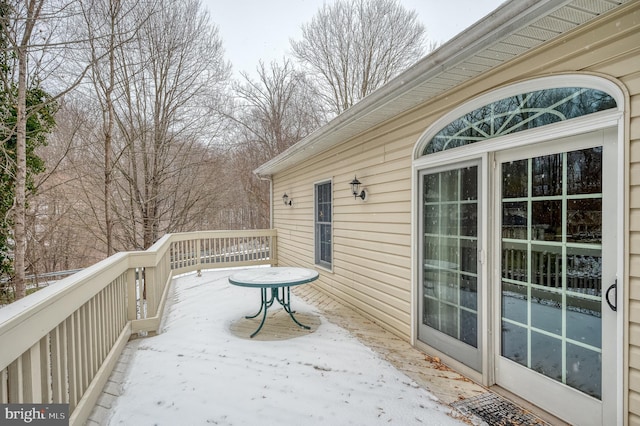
[[245, 286, 310, 338], [245, 287, 275, 319], [246, 288, 273, 338], [276, 286, 311, 331]]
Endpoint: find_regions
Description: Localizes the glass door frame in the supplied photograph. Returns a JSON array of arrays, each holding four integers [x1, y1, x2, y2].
[[414, 155, 490, 382], [491, 128, 619, 425]]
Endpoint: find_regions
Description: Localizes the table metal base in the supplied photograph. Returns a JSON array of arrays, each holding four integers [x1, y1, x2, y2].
[[245, 286, 310, 338]]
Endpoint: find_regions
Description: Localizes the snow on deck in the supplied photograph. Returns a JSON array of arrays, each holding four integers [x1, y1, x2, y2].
[[97, 268, 466, 425]]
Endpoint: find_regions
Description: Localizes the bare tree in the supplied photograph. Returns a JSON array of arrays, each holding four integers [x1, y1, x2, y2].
[[25, 93, 151, 279], [81, 0, 145, 256], [26, 99, 107, 278], [234, 59, 325, 159], [291, 0, 426, 115], [230, 59, 325, 227], [112, 0, 231, 249]]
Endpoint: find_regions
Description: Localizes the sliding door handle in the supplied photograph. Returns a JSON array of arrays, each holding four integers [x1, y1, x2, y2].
[[605, 280, 617, 312]]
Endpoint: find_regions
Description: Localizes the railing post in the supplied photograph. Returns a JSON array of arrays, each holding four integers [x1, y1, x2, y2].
[[196, 238, 202, 277], [272, 232, 278, 266], [126, 268, 137, 321], [145, 267, 157, 318]]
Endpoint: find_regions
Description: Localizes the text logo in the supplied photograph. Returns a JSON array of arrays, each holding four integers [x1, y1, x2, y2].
[[1, 404, 68, 425]]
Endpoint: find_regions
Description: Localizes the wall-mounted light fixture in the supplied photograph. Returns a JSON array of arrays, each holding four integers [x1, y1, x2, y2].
[[350, 176, 367, 200], [282, 193, 292, 206]]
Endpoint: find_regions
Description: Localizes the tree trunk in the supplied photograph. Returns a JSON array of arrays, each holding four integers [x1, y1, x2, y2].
[[13, 45, 28, 299], [104, 22, 115, 255], [12, 0, 43, 300]]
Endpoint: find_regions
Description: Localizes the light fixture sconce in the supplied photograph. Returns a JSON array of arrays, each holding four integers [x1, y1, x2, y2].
[[282, 193, 292, 206], [350, 176, 367, 200]]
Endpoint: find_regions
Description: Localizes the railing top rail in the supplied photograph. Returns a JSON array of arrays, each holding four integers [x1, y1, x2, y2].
[[147, 229, 276, 257], [163, 228, 276, 242]]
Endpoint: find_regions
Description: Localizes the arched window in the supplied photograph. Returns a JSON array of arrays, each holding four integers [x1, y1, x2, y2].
[[421, 87, 617, 156]]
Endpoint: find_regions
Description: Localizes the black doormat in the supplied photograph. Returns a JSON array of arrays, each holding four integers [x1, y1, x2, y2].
[[451, 392, 551, 425]]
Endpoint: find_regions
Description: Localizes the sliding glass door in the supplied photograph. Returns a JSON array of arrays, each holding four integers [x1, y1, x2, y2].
[[418, 161, 482, 371], [495, 130, 617, 425]]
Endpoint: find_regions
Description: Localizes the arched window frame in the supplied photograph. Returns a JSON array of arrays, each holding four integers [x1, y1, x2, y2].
[[413, 75, 625, 163]]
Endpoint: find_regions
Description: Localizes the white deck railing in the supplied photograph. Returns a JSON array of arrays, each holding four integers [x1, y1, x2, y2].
[[0, 229, 277, 425]]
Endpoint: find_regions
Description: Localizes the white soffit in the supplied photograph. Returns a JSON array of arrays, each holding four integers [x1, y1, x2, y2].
[[254, 0, 631, 177]]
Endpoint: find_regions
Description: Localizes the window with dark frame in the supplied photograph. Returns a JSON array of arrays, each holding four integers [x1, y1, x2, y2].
[[315, 181, 332, 268]]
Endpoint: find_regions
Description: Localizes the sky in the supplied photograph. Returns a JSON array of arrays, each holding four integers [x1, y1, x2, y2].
[[105, 268, 467, 425], [203, 0, 506, 77]]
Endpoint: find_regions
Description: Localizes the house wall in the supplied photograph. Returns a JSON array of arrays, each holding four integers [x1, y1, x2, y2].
[[272, 2, 640, 423]]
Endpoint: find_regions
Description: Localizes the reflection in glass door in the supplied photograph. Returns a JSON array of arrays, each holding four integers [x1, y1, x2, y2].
[[500, 146, 604, 398], [419, 163, 481, 371]]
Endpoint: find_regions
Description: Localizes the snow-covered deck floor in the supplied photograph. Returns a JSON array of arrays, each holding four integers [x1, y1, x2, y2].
[[87, 268, 491, 425]]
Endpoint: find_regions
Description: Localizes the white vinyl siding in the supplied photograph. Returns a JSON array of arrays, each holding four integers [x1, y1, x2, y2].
[[625, 68, 640, 425]]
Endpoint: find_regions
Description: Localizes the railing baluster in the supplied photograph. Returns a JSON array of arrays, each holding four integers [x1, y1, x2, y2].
[[98, 290, 106, 368], [8, 356, 21, 402], [88, 299, 96, 385], [81, 305, 89, 393], [66, 315, 77, 411], [23, 342, 42, 403], [50, 324, 63, 403], [39, 335, 50, 403]]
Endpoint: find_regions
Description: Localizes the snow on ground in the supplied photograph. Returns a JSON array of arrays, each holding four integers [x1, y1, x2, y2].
[[106, 268, 465, 426]]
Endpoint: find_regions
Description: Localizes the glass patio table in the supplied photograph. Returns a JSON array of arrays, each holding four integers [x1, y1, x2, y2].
[[228, 267, 319, 338]]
